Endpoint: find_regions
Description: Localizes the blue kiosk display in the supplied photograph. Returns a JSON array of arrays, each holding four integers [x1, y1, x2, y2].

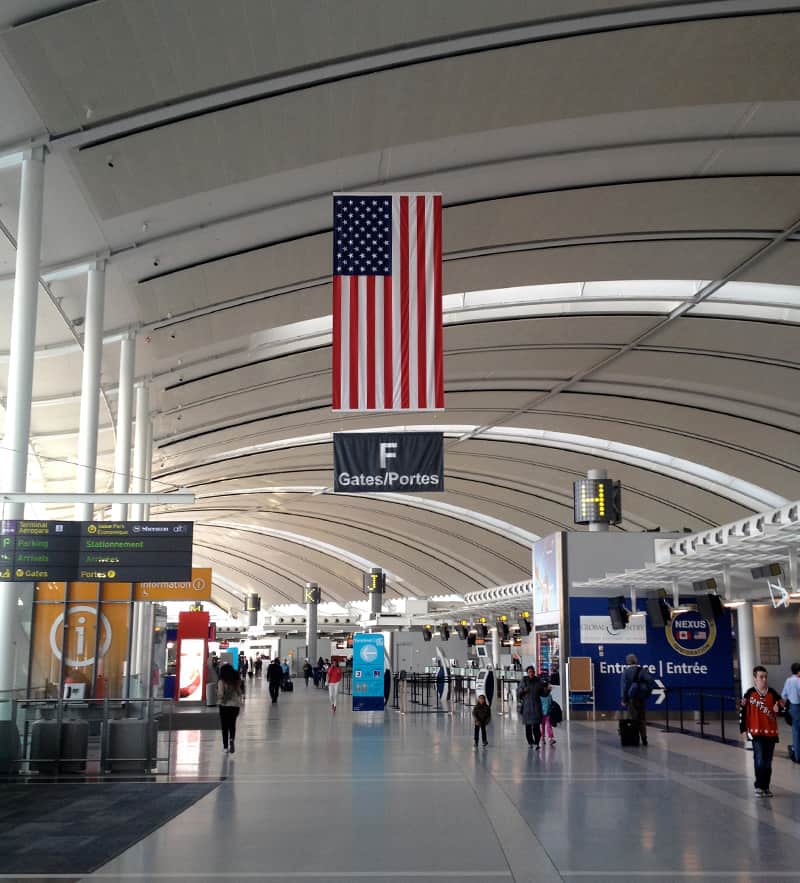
[[352, 633, 385, 711]]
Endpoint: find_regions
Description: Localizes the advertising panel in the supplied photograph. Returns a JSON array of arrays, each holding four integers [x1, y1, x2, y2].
[[30, 600, 130, 698], [178, 639, 205, 701], [352, 632, 385, 711], [532, 533, 563, 617], [569, 597, 734, 711], [333, 432, 443, 493]]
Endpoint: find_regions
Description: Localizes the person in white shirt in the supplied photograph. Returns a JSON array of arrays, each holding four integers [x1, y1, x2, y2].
[[781, 662, 800, 763]]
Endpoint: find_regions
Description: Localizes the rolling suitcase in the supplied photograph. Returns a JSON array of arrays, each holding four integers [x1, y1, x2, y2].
[[283, 680, 294, 692], [619, 718, 640, 746]]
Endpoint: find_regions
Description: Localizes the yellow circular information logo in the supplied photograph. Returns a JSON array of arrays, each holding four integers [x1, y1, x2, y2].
[[87, 524, 97, 534]]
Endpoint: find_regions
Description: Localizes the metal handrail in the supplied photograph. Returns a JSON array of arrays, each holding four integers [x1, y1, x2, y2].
[[0, 695, 175, 778], [660, 686, 740, 745]]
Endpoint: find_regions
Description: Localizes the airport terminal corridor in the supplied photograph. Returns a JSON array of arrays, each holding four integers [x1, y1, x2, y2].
[[50, 679, 800, 883]]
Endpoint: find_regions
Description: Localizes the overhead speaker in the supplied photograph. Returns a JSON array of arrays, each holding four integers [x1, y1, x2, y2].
[[647, 595, 671, 628], [607, 596, 630, 630], [696, 593, 724, 621], [751, 563, 783, 580]]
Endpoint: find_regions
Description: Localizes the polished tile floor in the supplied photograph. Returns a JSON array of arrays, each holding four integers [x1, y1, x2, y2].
[[43, 678, 800, 882]]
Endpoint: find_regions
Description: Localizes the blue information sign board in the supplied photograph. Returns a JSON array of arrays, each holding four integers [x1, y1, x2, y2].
[[569, 597, 734, 711], [352, 633, 385, 712]]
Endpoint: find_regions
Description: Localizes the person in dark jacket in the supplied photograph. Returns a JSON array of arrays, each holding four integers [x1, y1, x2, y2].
[[620, 654, 654, 745], [473, 694, 491, 746], [518, 666, 548, 749], [266, 658, 283, 703], [303, 659, 313, 687]]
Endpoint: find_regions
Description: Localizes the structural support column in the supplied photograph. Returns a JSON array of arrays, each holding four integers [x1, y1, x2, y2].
[[736, 602, 756, 693], [75, 262, 106, 522], [305, 583, 319, 663], [111, 334, 135, 521], [129, 384, 149, 695], [492, 627, 501, 668], [0, 146, 45, 694], [129, 385, 149, 522]]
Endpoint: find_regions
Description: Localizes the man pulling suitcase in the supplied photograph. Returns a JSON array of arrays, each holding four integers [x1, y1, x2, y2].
[[620, 653, 654, 746]]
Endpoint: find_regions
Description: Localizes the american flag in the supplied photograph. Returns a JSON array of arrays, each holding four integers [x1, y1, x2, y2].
[[332, 192, 444, 411]]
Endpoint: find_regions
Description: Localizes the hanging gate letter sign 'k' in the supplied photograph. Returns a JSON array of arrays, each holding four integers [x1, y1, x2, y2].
[[333, 432, 444, 493]]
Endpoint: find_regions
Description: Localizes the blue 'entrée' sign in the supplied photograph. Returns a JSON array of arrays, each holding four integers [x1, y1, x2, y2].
[[569, 597, 734, 711]]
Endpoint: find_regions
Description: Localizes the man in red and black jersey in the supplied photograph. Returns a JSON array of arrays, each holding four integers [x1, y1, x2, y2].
[[740, 665, 785, 797]]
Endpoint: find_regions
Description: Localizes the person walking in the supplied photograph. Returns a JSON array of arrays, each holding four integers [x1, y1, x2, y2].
[[740, 665, 785, 797], [620, 654, 654, 746], [327, 660, 343, 712], [217, 664, 243, 754], [267, 657, 283, 704], [518, 665, 548, 749], [473, 693, 491, 746], [540, 690, 556, 745], [303, 658, 313, 687], [781, 662, 800, 763], [316, 657, 326, 688]]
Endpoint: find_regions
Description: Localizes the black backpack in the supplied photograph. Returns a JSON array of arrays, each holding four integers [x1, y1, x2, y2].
[[628, 666, 653, 701]]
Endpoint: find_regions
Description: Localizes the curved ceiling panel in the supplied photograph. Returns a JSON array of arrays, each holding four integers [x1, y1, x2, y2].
[[1, 3, 799, 608]]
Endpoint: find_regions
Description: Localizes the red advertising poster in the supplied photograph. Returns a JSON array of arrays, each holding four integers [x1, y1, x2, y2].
[[176, 611, 209, 703]]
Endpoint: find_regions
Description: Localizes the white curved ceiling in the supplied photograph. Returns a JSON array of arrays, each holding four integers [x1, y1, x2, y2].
[[0, 1, 799, 607]]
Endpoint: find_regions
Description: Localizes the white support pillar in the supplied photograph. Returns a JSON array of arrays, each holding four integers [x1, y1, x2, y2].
[[492, 627, 501, 669], [0, 146, 45, 694], [136, 420, 155, 694], [142, 420, 153, 522], [737, 602, 756, 693], [111, 335, 135, 521], [75, 262, 106, 522], [128, 385, 149, 694], [129, 385, 149, 522]]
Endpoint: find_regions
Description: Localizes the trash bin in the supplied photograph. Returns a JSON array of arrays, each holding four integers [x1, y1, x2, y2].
[[0, 721, 20, 775], [106, 718, 158, 774], [30, 719, 89, 774], [205, 682, 217, 707]]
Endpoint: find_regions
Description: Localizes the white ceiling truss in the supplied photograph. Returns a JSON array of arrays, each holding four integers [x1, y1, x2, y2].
[[0, 2, 799, 607]]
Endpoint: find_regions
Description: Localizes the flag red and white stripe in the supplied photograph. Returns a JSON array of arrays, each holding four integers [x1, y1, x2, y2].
[[332, 192, 443, 411]]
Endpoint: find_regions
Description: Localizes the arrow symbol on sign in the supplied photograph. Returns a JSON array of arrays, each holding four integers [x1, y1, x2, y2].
[[652, 678, 666, 705]]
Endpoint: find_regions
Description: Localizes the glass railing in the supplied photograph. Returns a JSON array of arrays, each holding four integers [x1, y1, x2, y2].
[[0, 692, 175, 778]]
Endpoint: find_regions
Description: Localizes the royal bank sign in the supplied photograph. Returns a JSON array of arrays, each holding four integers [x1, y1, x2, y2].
[[333, 432, 444, 493]]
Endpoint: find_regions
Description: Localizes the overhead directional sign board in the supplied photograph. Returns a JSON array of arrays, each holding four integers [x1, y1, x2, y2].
[[333, 431, 443, 493], [0, 520, 193, 582]]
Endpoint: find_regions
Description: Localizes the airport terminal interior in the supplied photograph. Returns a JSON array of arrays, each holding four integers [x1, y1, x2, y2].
[[1, 2, 800, 881]]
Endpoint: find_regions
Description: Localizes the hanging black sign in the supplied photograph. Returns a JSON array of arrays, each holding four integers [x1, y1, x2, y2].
[[0, 520, 193, 582], [333, 432, 444, 493]]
